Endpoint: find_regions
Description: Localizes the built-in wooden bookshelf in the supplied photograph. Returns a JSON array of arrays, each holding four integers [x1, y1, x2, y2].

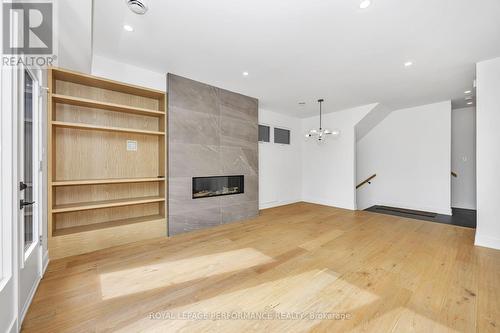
[[48, 67, 167, 259]]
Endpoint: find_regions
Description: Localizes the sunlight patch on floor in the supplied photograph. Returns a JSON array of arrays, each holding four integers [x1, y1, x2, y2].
[[99, 248, 274, 300], [116, 269, 379, 332]]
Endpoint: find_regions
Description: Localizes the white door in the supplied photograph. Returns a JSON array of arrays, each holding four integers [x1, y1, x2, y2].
[[17, 67, 43, 322]]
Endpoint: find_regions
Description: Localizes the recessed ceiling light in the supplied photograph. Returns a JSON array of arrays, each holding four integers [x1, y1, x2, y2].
[[360, 0, 371, 9], [464, 90, 472, 94], [465, 96, 473, 100], [126, 0, 148, 15], [467, 102, 473, 105], [123, 24, 134, 32], [242, 72, 249, 77], [404, 61, 413, 67]]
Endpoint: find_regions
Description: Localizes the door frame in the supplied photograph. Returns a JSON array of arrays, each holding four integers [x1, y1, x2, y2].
[[16, 64, 44, 324], [0, 56, 19, 333]]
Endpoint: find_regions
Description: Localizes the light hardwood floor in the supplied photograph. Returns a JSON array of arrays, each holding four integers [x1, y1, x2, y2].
[[23, 203, 500, 332]]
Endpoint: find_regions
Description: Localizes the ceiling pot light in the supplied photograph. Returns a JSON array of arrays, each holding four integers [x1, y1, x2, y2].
[[465, 96, 473, 100], [126, 0, 148, 15], [242, 72, 249, 76], [467, 102, 473, 105], [123, 24, 134, 32], [404, 61, 413, 67], [360, 0, 371, 9], [305, 99, 340, 143], [464, 90, 472, 94]]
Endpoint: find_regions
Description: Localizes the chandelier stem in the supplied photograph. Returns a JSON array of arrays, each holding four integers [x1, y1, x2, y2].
[[320, 103, 322, 130], [318, 99, 323, 130]]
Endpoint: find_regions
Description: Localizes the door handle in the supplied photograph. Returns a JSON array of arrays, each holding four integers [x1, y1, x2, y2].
[[20, 199, 35, 209]]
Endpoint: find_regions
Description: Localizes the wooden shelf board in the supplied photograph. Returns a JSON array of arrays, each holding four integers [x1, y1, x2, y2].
[[51, 67, 165, 99], [52, 121, 165, 136], [52, 214, 164, 237], [52, 196, 165, 213], [52, 177, 166, 186], [52, 94, 165, 117]]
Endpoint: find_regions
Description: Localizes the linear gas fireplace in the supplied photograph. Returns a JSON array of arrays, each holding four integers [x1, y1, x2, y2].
[[192, 175, 244, 199]]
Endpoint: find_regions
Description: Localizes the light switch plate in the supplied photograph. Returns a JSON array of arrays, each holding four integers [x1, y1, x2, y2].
[[127, 140, 138, 151]]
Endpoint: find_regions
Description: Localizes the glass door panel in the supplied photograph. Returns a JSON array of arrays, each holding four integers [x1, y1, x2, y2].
[[22, 71, 34, 251]]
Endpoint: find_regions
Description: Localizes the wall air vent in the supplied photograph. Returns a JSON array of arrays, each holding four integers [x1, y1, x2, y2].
[[126, 0, 148, 15]]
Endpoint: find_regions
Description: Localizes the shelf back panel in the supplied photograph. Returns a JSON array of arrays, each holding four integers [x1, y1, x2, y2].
[[55, 128, 160, 180], [55, 104, 160, 132], [55, 182, 160, 206]]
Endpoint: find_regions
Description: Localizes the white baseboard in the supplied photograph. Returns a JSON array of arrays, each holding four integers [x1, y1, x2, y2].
[[259, 199, 301, 210], [475, 234, 500, 251], [19, 270, 43, 327], [42, 250, 49, 276], [301, 197, 355, 211]]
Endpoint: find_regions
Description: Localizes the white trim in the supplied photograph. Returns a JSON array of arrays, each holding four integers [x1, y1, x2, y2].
[[475, 234, 500, 251], [0, 64, 3, 285], [42, 251, 49, 275], [11, 44, 21, 333], [0, 39, 15, 294], [260, 199, 301, 210], [0, 63, 17, 326], [7, 318, 17, 333], [19, 272, 41, 325], [302, 197, 356, 211]]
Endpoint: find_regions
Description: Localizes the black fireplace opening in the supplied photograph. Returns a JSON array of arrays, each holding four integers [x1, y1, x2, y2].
[[192, 175, 244, 199]]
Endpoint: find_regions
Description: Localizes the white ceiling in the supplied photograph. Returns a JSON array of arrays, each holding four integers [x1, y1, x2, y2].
[[93, 0, 500, 117]]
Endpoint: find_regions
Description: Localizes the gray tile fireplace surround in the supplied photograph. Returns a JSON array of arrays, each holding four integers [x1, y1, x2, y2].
[[168, 74, 259, 236]]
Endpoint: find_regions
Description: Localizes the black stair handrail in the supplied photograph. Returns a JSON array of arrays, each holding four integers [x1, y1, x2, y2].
[[356, 174, 377, 189]]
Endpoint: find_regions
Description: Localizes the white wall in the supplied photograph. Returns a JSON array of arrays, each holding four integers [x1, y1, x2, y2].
[[476, 57, 500, 250], [92, 55, 166, 91], [0, 65, 18, 333], [302, 104, 377, 210], [356, 103, 393, 141], [1, 4, 18, 331], [357, 101, 452, 215], [451, 107, 476, 210], [259, 109, 302, 209], [57, 0, 93, 73]]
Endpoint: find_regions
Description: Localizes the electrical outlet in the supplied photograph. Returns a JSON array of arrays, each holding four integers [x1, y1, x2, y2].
[[127, 140, 138, 151]]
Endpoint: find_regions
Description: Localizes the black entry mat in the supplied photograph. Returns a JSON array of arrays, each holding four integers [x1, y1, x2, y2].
[[365, 205, 476, 229]]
